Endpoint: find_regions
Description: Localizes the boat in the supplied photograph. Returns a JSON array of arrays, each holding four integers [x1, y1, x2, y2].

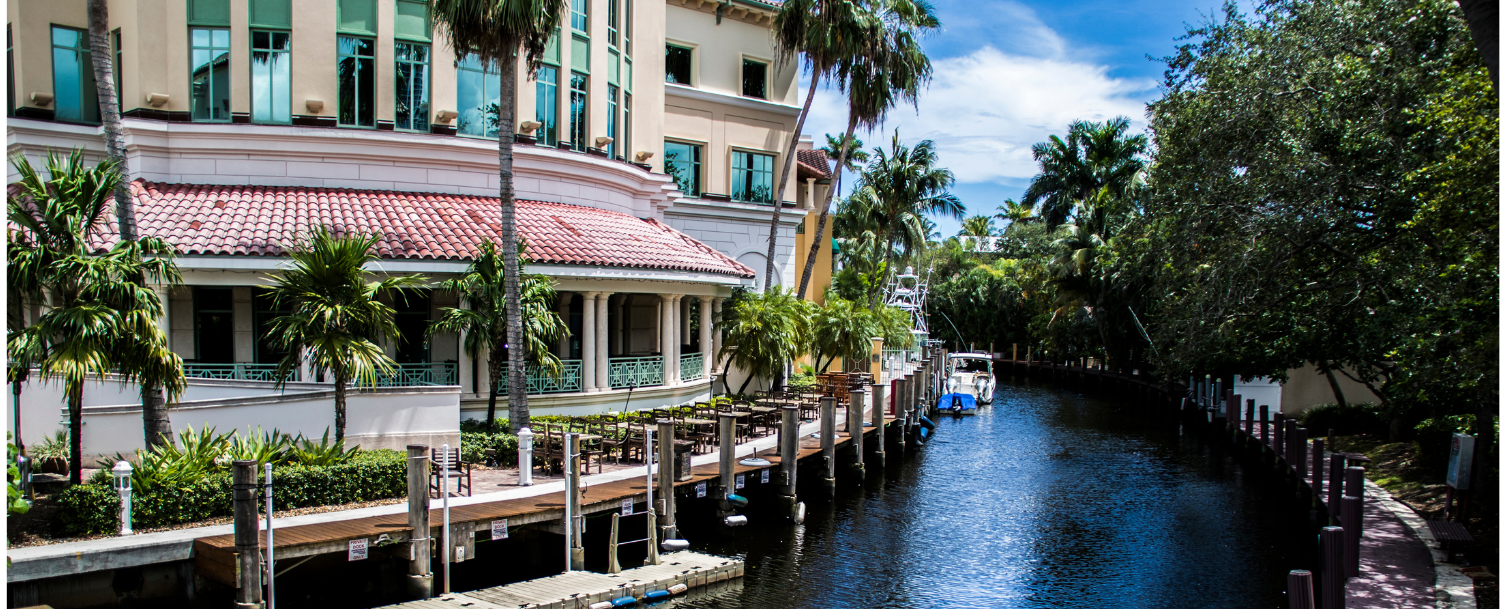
[[939, 352, 994, 415]]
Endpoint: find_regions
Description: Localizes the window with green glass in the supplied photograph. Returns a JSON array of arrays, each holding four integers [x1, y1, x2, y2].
[[395, 0, 430, 41], [337, 36, 375, 126], [338, 0, 378, 34], [664, 141, 700, 197], [742, 58, 767, 99], [606, 85, 618, 157], [189, 0, 231, 26], [732, 150, 774, 204], [190, 28, 231, 121], [251, 31, 291, 123], [608, 0, 618, 47], [569, 72, 587, 147], [395, 42, 430, 131], [535, 64, 558, 145], [51, 26, 99, 123], [456, 55, 500, 138], [624, 0, 632, 55], [571, 0, 588, 32], [665, 44, 691, 86], [250, 0, 291, 28]]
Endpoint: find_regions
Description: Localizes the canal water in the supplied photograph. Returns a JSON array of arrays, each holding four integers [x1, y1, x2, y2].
[[670, 377, 1311, 608]]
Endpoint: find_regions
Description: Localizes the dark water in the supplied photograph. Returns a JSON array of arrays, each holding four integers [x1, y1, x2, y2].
[[668, 378, 1310, 609]]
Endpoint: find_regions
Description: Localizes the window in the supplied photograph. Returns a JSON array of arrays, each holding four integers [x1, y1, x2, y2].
[[742, 58, 767, 99], [394, 0, 430, 40], [608, 0, 619, 47], [51, 26, 99, 123], [395, 42, 430, 131], [571, 0, 588, 32], [250, 0, 291, 28], [606, 85, 618, 157], [456, 55, 500, 138], [665, 44, 691, 85], [623, 93, 631, 160], [732, 150, 775, 204], [11, 25, 18, 117], [337, 36, 375, 127], [569, 72, 587, 147], [190, 28, 231, 121], [663, 141, 700, 197], [624, 0, 632, 55], [111, 30, 122, 109], [194, 287, 235, 364], [252, 288, 288, 365], [251, 31, 291, 123], [392, 291, 431, 364], [534, 65, 558, 145], [338, 0, 378, 35]]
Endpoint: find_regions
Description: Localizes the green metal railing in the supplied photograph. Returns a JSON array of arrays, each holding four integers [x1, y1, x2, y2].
[[608, 356, 665, 388], [680, 352, 705, 382], [183, 363, 298, 383], [493, 359, 584, 395], [374, 362, 459, 387]]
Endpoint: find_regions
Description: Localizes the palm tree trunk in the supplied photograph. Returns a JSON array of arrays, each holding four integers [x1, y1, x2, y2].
[[763, 68, 823, 293], [140, 379, 172, 450], [1317, 361, 1348, 408], [738, 373, 755, 396], [68, 382, 83, 486], [796, 114, 857, 299], [719, 352, 736, 395], [334, 372, 348, 444], [86, 0, 135, 242], [870, 217, 900, 310], [497, 43, 529, 434], [486, 347, 503, 426]]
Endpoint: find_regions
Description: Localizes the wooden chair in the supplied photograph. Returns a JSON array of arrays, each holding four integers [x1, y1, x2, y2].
[[429, 448, 472, 497], [572, 420, 605, 474], [599, 417, 627, 463], [622, 423, 648, 463]]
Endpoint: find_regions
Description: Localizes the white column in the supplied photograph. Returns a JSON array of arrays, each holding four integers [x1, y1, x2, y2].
[[712, 298, 724, 372], [556, 293, 571, 358], [668, 295, 681, 384], [457, 329, 473, 395], [595, 292, 611, 391], [581, 292, 597, 393], [698, 296, 712, 375], [476, 346, 490, 398], [658, 296, 670, 383]]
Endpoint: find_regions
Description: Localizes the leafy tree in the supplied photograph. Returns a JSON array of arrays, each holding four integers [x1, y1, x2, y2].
[[430, 240, 567, 427], [8, 434, 30, 515], [852, 133, 965, 307], [263, 227, 427, 443], [430, 0, 566, 439], [719, 287, 815, 394]]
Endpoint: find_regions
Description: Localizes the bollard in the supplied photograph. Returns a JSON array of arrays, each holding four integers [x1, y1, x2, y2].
[[1328, 453, 1346, 519], [903, 373, 916, 445], [1274, 412, 1285, 455], [607, 512, 623, 574], [1260, 404, 1270, 443], [1291, 427, 1306, 478], [871, 383, 887, 468], [1345, 466, 1364, 500], [891, 379, 907, 452], [566, 433, 585, 571], [1312, 438, 1325, 497], [777, 405, 802, 521], [1287, 570, 1315, 609], [1229, 394, 1241, 427], [517, 427, 534, 487], [1343, 495, 1363, 577], [111, 461, 134, 536], [440, 444, 451, 594], [848, 388, 866, 481], [264, 463, 276, 609], [232, 460, 264, 609], [819, 395, 837, 496], [656, 420, 678, 541], [1320, 526, 1347, 609], [643, 428, 660, 566], [406, 446, 432, 599], [718, 413, 737, 508]]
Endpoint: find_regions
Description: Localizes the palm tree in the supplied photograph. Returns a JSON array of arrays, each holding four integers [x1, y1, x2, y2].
[[1021, 117, 1146, 231], [820, 132, 869, 196], [796, 0, 941, 299], [764, 0, 873, 293], [85, 0, 136, 243], [719, 287, 815, 394], [958, 216, 994, 237], [856, 133, 965, 307], [430, 0, 566, 438], [810, 297, 878, 372], [429, 239, 567, 427], [262, 227, 427, 443], [7, 151, 181, 483], [997, 198, 1037, 227]]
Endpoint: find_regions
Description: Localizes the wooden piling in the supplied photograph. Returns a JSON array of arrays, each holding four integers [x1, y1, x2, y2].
[[871, 383, 887, 467], [1229, 394, 1241, 427], [1343, 496, 1362, 577], [1274, 412, 1285, 456], [567, 434, 584, 571], [1259, 404, 1269, 442], [1287, 570, 1315, 609], [1345, 466, 1364, 499], [655, 420, 678, 541], [1312, 438, 1325, 498], [718, 413, 736, 505], [607, 513, 622, 574], [232, 461, 264, 609], [891, 378, 906, 453], [406, 445, 433, 600], [777, 405, 800, 519], [819, 396, 836, 496], [848, 388, 866, 481], [1329, 453, 1346, 520], [1320, 526, 1347, 609]]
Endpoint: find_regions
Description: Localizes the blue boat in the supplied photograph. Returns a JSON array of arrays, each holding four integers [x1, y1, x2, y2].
[[937, 392, 977, 415]]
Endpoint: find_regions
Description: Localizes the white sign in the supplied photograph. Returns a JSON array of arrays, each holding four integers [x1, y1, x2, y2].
[[695, 482, 707, 498], [735, 474, 745, 490], [957, 236, 1003, 253], [622, 497, 634, 516], [491, 519, 508, 540], [348, 538, 368, 561], [761, 469, 770, 484]]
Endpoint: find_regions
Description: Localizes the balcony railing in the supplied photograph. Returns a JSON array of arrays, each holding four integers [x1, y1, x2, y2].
[[608, 356, 664, 389], [680, 352, 705, 382], [375, 362, 459, 387], [183, 363, 298, 383], [493, 359, 584, 395]]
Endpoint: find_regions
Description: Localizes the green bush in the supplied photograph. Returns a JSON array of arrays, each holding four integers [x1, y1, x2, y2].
[[1299, 402, 1386, 437], [460, 431, 518, 467], [54, 449, 406, 536], [1412, 415, 1499, 470]]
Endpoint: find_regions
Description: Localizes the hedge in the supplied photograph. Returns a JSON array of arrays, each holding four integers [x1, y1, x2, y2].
[[460, 431, 519, 467], [54, 449, 407, 536]]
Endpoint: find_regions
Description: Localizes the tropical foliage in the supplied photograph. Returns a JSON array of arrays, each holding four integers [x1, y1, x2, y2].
[[719, 287, 816, 393]]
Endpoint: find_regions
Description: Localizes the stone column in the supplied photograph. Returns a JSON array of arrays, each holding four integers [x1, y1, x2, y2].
[[476, 348, 490, 399], [556, 293, 571, 358], [712, 298, 724, 372], [659, 296, 671, 383], [152, 285, 172, 350], [613, 296, 626, 356], [668, 295, 681, 384], [457, 329, 472, 395], [580, 292, 597, 393], [698, 296, 712, 370], [595, 292, 611, 390]]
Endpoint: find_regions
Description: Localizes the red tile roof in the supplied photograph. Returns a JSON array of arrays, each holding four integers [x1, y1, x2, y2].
[[797, 149, 832, 180], [22, 181, 756, 278]]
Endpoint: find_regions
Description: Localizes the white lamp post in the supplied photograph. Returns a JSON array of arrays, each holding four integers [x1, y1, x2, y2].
[[111, 460, 133, 536], [517, 427, 534, 486]]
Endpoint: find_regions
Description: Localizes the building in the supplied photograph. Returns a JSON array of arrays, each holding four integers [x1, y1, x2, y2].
[[5, 0, 835, 446]]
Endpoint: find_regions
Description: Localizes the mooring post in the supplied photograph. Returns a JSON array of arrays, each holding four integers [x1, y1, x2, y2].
[[848, 388, 866, 481], [1287, 570, 1315, 609], [1245, 398, 1256, 430], [1273, 412, 1285, 456], [819, 395, 837, 495], [1229, 394, 1241, 428], [777, 404, 802, 521], [1328, 453, 1346, 520], [891, 378, 907, 453], [1342, 495, 1363, 577], [607, 512, 622, 574], [655, 419, 678, 541], [406, 445, 432, 599], [903, 372, 916, 445], [567, 433, 585, 571], [1320, 526, 1347, 609], [1289, 426, 1303, 477], [1312, 438, 1325, 498], [232, 460, 264, 609], [1260, 404, 1270, 443], [719, 412, 737, 509], [1346, 465, 1364, 500], [871, 383, 887, 468]]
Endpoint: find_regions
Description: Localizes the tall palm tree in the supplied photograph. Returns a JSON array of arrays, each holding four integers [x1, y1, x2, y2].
[[85, 0, 136, 243], [7, 151, 181, 483], [820, 132, 869, 196], [719, 287, 815, 394], [958, 216, 994, 237], [855, 134, 965, 307], [1021, 117, 1146, 231], [430, 240, 567, 427], [997, 198, 1037, 227], [796, 0, 941, 299], [263, 227, 426, 443], [764, 0, 872, 293], [810, 297, 878, 372], [430, 0, 565, 435]]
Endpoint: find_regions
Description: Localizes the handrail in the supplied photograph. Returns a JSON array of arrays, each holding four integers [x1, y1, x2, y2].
[[679, 352, 705, 382], [183, 363, 299, 383], [608, 356, 665, 389], [494, 359, 584, 395], [374, 362, 458, 387]]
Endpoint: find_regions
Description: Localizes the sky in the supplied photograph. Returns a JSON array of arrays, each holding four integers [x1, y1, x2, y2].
[[799, 0, 1229, 238]]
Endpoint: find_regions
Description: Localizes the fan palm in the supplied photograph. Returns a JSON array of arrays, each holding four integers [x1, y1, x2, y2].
[[429, 0, 566, 435], [7, 151, 182, 484], [429, 239, 567, 427], [796, 0, 941, 299], [262, 227, 427, 443], [719, 287, 816, 394], [820, 132, 870, 196], [855, 133, 965, 307], [1022, 116, 1147, 231]]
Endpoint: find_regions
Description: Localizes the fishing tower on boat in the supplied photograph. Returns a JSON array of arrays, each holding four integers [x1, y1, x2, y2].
[[883, 266, 931, 338]]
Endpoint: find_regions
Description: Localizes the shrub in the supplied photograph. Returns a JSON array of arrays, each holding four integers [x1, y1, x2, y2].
[[460, 431, 519, 467], [1412, 415, 1499, 470], [1299, 402, 1386, 437]]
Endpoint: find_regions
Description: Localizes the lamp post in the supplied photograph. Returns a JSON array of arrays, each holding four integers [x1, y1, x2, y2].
[[111, 461, 133, 536], [517, 427, 534, 486]]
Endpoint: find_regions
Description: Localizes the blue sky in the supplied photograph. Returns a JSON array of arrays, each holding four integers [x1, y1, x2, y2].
[[799, 0, 1228, 238]]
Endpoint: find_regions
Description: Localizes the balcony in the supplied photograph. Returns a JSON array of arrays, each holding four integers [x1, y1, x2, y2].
[[374, 362, 459, 387], [493, 359, 584, 395], [680, 352, 705, 382], [183, 363, 298, 383], [608, 356, 665, 389]]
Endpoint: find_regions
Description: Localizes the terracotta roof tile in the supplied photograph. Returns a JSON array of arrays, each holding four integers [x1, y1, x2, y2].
[[797, 149, 832, 180]]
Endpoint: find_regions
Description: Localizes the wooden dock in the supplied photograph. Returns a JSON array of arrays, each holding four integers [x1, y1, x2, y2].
[[380, 551, 743, 609]]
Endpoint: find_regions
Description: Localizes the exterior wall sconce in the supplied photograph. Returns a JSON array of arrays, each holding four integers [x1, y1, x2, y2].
[[145, 93, 170, 107], [304, 99, 324, 113], [519, 121, 541, 134]]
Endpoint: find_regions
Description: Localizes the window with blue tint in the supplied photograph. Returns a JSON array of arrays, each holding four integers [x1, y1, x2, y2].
[[535, 65, 558, 145], [190, 28, 231, 121], [606, 85, 617, 157], [665, 44, 691, 86], [663, 141, 700, 197], [337, 36, 375, 126], [395, 42, 430, 131], [569, 72, 587, 148], [456, 55, 500, 138], [251, 31, 291, 123], [571, 0, 587, 32], [51, 26, 99, 123], [732, 150, 774, 204]]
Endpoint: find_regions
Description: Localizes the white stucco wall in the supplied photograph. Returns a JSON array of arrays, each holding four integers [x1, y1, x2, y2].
[[1235, 377, 1283, 420], [664, 200, 801, 290]]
